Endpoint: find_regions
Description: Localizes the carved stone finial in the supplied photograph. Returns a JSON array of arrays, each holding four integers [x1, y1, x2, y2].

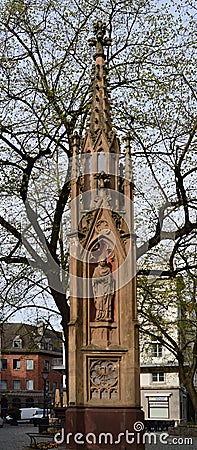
[[72, 130, 80, 155], [89, 20, 111, 57], [93, 20, 106, 42], [86, 21, 114, 142], [126, 132, 131, 157]]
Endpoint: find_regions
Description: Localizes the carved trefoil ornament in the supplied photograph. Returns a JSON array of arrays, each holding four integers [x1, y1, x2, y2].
[[89, 359, 119, 400]]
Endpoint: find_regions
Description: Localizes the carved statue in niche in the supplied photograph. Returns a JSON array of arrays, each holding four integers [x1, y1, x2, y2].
[[92, 257, 114, 321]]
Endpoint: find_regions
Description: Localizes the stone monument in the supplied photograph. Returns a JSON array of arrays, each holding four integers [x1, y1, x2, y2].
[[66, 20, 144, 449]]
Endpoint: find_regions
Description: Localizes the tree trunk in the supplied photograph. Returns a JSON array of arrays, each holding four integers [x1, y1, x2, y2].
[[185, 382, 197, 422], [50, 287, 70, 404]]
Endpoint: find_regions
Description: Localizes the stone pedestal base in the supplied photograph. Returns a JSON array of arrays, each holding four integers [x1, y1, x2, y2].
[[54, 406, 67, 424], [64, 406, 145, 449]]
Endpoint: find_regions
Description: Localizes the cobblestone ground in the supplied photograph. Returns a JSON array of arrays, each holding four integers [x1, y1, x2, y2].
[[0, 423, 35, 450]]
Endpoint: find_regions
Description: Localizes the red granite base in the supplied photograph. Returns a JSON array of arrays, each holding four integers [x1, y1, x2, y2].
[[63, 406, 145, 449]]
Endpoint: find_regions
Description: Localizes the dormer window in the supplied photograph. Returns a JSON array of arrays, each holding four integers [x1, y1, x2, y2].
[[40, 340, 53, 351], [13, 335, 23, 348]]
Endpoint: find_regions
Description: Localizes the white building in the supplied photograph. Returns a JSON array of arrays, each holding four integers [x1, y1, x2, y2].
[[138, 274, 188, 425]]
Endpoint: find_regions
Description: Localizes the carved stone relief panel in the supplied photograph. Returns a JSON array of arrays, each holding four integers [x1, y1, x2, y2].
[[90, 327, 107, 343], [90, 323, 118, 346], [88, 358, 120, 401]]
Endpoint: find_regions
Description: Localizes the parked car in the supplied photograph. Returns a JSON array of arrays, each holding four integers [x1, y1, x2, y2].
[[0, 417, 4, 428], [31, 409, 44, 426], [20, 408, 41, 422], [31, 409, 56, 427], [6, 407, 40, 424], [5, 415, 12, 424]]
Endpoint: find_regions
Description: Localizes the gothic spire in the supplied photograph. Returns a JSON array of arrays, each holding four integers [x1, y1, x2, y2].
[[88, 21, 113, 141]]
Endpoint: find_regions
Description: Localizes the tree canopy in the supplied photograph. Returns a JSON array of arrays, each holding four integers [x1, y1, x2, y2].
[[0, 0, 196, 330]]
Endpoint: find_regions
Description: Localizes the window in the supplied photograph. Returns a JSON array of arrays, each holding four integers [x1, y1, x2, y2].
[[40, 341, 53, 351], [0, 380, 7, 390], [26, 380, 34, 390], [152, 372, 165, 383], [13, 336, 23, 348], [0, 359, 7, 370], [13, 380, 21, 390], [147, 395, 169, 419], [44, 360, 50, 371], [151, 341, 162, 357], [53, 381, 57, 392], [26, 359, 34, 370], [13, 359, 21, 370]]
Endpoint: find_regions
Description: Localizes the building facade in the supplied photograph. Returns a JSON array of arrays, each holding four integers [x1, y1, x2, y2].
[[139, 274, 188, 425], [0, 322, 63, 416], [140, 365, 187, 425]]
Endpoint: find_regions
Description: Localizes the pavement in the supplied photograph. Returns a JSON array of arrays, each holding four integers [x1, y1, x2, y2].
[[0, 423, 34, 450]]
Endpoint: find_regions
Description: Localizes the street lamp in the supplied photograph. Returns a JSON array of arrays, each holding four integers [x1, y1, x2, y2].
[[42, 369, 49, 418]]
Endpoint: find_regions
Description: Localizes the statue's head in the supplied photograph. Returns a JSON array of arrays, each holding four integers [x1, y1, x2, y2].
[[98, 253, 106, 266], [99, 260, 106, 267]]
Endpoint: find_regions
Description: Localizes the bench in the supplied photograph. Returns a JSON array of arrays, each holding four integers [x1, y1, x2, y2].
[[144, 419, 175, 431], [26, 432, 56, 448]]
